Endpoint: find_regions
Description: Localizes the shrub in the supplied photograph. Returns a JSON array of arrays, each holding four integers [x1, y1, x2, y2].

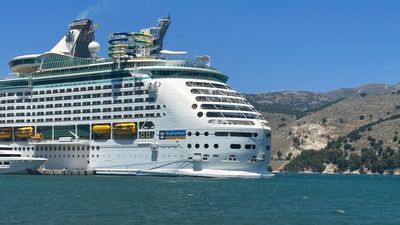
[[344, 143, 352, 150], [277, 151, 283, 159], [336, 157, 349, 171], [285, 153, 293, 161], [349, 154, 362, 171]]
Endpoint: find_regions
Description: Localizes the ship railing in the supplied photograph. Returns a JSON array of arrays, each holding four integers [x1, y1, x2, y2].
[[163, 58, 218, 71], [0, 73, 18, 80]]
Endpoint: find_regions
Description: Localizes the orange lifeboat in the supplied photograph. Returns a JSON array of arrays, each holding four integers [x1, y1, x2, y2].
[[113, 123, 137, 135], [92, 124, 111, 135], [16, 127, 34, 138], [0, 128, 12, 139]]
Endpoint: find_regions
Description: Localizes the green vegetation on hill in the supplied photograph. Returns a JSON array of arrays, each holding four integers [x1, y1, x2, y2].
[[284, 114, 400, 174]]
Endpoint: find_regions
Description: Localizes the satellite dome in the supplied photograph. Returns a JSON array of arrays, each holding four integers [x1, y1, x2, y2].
[[88, 41, 100, 59], [88, 41, 100, 54]]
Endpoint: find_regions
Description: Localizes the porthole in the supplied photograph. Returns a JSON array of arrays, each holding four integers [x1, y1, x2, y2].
[[22, 147, 26, 151], [72, 146, 75, 151], [204, 144, 209, 149], [187, 144, 192, 148], [77, 146, 80, 151], [192, 104, 198, 109], [195, 144, 200, 148], [188, 132, 192, 136], [197, 112, 203, 117], [204, 132, 209, 136], [91, 146, 95, 150], [214, 144, 219, 149], [96, 146, 100, 150], [195, 132, 200, 136]]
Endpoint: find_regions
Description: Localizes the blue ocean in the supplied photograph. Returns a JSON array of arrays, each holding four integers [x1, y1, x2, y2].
[[0, 173, 399, 225]]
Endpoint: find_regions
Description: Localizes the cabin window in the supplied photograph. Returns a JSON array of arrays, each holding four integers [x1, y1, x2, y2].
[[230, 132, 252, 137], [230, 144, 241, 149], [215, 132, 228, 136]]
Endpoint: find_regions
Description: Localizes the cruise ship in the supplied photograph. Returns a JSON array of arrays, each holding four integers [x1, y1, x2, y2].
[[1, 16, 272, 178]]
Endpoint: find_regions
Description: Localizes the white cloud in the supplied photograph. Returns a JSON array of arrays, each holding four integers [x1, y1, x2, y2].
[[76, 0, 110, 20]]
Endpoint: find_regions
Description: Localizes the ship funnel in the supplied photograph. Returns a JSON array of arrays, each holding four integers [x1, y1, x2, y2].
[[50, 19, 97, 58]]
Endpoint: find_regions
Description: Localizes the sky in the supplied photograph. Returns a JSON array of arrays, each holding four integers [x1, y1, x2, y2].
[[1, 0, 400, 93]]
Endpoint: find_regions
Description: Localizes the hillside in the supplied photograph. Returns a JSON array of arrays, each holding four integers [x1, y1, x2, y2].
[[246, 82, 400, 173]]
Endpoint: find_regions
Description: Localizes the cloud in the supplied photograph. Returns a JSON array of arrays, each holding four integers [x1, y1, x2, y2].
[[76, 0, 110, 20]]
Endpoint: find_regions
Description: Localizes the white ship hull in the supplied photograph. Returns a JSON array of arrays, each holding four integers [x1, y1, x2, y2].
[[0, 157, 47, 174]]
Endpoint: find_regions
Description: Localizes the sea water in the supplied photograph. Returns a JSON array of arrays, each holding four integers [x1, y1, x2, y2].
[[0, 173, 399, 225]]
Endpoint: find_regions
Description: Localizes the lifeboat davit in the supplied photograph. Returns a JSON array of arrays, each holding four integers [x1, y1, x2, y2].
[[0, 128, 12, 139], [31, 132, 44, 141], [16, 127, 34, 138], [92, 124, 111, 135], [113, 123, 137, 135]]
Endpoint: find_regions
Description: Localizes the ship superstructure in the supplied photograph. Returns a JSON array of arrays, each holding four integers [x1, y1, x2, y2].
[[1, 17, 272, 178]]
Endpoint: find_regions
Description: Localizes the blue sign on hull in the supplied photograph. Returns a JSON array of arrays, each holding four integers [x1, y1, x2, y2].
[[159, 130, 186, 140]]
